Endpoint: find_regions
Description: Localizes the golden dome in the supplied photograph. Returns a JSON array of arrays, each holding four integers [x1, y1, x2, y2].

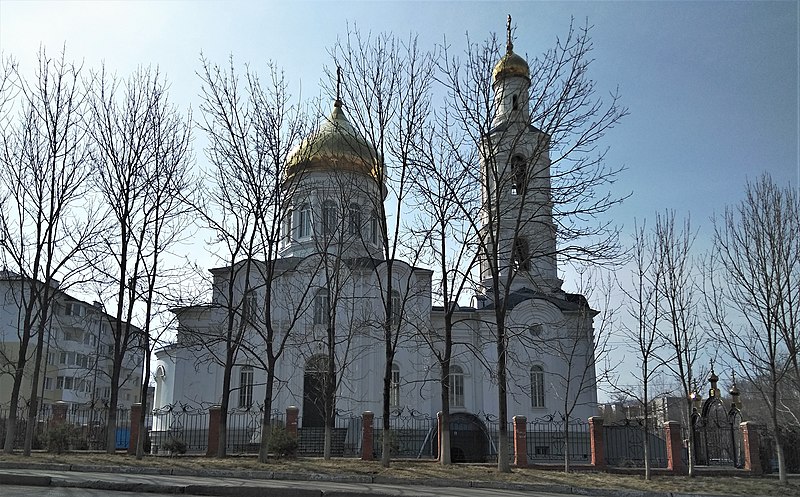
[[492, 49, 530, 83], [285, 101, 379, 181]]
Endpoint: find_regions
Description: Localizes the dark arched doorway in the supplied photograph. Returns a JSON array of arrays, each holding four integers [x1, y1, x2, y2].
[[449, 412, 490, 462], [302, 355, 332, 428]]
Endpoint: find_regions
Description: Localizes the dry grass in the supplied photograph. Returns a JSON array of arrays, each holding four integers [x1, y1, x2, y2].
[[0, 453, 797, 496]]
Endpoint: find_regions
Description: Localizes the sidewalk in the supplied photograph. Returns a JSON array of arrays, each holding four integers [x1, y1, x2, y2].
[[0, 461, 758, 497]]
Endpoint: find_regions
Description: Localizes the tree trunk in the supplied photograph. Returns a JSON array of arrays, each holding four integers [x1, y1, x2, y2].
[[381, 352, 392, 468], [258, 368, 276, 463], [496, 323, 510, 473], [643, 389, 650, 480], [23, 318, 48, 456], [439, 362, 451, 465], [563, 421, 571, 473]]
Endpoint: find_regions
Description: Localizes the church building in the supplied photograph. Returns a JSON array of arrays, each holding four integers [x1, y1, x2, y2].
[[153, 30, 599, 454]]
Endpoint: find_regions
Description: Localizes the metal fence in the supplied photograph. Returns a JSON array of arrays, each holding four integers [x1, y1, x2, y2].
[[372, 414, 436, 459], [150, 404, 209, 455], [604, 419, 668, 468], [0, 404, 133, 451], [525, 417, 591, 464]]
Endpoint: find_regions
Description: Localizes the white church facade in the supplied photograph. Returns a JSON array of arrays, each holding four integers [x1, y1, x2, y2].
[[153, 34, 599, 444]]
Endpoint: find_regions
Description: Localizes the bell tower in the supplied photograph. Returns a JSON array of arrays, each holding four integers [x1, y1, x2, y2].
[[480, 16, 562, 294]]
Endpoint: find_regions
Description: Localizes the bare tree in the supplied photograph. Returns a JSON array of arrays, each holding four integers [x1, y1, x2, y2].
[[0, 48, 97, 454], [705, 173, 800, 483], [613, 220, 665, 480], [130, 83, 194, 459], [409, 111, 481, 465], [194, 55, 307, 458], [530, 268, 614, 472], [87, 65, 190, 453], [655, 211, 703, 477], [436, 18, 626, 471], [330, 27, 436, 467]]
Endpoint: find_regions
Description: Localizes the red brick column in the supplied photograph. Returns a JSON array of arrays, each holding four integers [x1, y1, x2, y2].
[[127, 403, 142, 455], [589, 416, 605, 468], [740, 421, 762, 474], [513, 415, 528, 468], [436, 411, 443, 460], [285, 406, 299, 437], [206, 405, 222, 457], [361, 411, 374, 461], [665, 420, 686, 474], [51, 401, 67, 426]]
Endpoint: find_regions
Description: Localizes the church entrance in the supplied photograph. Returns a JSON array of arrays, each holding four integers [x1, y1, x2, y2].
[[449, 412, 490, 462], [302, 355, 332, 428]]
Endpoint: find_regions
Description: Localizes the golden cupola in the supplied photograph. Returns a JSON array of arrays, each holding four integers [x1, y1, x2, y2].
[[492, 15, 530, 84], [285, 99, 379, 182]]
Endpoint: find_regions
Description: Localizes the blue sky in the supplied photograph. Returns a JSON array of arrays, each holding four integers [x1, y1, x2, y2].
[[3, 1, 796, 251], [2, 1, 798, 396]]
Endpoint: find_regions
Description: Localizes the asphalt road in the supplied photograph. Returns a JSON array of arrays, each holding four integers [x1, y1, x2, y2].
[[0, 485, 187, 496]]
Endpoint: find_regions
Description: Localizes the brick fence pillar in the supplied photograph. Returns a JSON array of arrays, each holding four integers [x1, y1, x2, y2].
[[206, 405, 222, 457], [51, 401, 68, 426], [740, 421, 762, 474], [361, 411, 374, 461], [127, 403, 142, 455], [589, 416, 605, 468], [665, 420, 686, 474], [513, 415, 528, 467], [286, 406, 299, 437]]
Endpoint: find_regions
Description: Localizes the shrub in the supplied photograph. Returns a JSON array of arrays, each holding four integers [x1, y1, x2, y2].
[[161, 436, 187, 456], [269, 426, 297, 458], [47, 424, 77, 454]]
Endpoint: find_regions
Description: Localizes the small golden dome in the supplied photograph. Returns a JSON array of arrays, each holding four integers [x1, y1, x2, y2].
[[285, 101, 379, 181], [492, 49, 530, 83]]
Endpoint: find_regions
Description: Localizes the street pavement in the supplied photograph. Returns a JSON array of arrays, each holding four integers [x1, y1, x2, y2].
[[0, 466, 578, 497], [0, 462, 748, 497]]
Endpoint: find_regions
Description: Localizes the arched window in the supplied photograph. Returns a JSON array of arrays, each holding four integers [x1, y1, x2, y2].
[[313, 288, 330, 325], [530, 365, 545, 408], [449, 365, 465, 408], [322, 201, 337, 236], [298, 203, 312, 238], [512, 93, 519, 110], [390, 290, 401, 327], [390, 363, 400, 407], [369, 209, 379, 244], [348, 203, 362, 237], [239, 366, 254, 408], [513, 237, 531, 272], [511, 156, 526, 195]]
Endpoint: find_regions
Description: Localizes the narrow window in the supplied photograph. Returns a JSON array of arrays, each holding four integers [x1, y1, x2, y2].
[[284, 209, 293, 242], [322, 201, 337, 236], [369, 209, 379, 244], [242, 290, 257, 323], [512, 93, 519, 110], [348, 203, 362, 237], [239, 366, 254, 408], [390, 290, 401, 327], [314, 288, 330, 325], [513, 237, 531, 272], [449, 365, 465, 408], [298, 203, 312, 238], [390, 363, 400, 407], [531, 365, 545, 408], [511, 156, 526, 196]]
